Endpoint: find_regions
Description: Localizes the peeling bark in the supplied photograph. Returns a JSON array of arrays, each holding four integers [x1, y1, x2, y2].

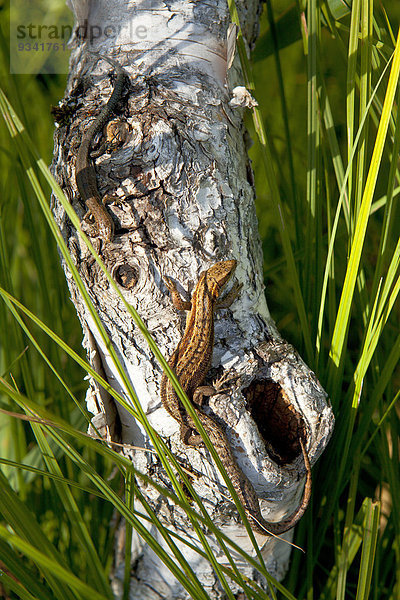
[[52, 1, 334, 598]]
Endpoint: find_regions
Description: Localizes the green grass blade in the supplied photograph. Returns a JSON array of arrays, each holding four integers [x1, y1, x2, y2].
[[0, 470, 79, 600], [0, 538, 54, 600], [29, 422, 113, 598], [354, 0, 372, 226], [304, 0, 321, 339], [335, 457, 361, 599], [228, 0, 314, 363], [319, 499, 375, 600], [328, 27, 400, 394], [0, 570, 41, 600], [0, 376, 295, 598], [355, 500, 380, 600], [0, 522, 109, 600]]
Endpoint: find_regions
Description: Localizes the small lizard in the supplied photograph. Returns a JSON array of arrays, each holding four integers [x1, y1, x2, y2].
[[75, 56, 128, 242], [161, 260, 312, 535]]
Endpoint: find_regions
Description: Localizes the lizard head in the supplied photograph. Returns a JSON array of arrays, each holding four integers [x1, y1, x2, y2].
[[206, 259, 237, 298]]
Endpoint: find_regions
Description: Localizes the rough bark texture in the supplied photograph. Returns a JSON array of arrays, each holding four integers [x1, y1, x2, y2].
[[52, 1, 334, 598]]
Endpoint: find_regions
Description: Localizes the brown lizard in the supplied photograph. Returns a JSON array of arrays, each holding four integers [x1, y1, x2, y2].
[[75, 56, 127, 242], [161, 260, 312, 535]]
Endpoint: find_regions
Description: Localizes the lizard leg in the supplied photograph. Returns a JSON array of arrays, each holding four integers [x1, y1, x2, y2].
[[192, 385, 216, 408], [103, 193, 123, 207], [82, 199, 114, 242], [91, 119, 128, 165], [216, 281, 243, 309], [164, 276, 192, 311], [105, 119, 129, 150], [182, 425, 202, 446], [182, 386, 216, 446]]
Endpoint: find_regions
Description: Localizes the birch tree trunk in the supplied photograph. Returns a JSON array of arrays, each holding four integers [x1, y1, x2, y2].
[[52, 0, 334, 597]]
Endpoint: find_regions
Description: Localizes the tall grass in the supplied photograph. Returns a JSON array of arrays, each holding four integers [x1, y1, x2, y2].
[[250, 3, 400, 598], [0, 1, 399, 599]]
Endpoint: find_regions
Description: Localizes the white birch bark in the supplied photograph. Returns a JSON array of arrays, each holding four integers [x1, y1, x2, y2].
[[52, 1, 334, 598]]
